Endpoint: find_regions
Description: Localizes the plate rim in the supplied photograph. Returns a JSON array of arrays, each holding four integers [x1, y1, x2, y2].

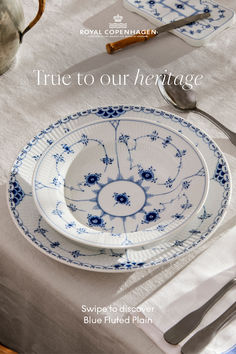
[[32, 117, 210, 249], [7, 106, 232, 272]]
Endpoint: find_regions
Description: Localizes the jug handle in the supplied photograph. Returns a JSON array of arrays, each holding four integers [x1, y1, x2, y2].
[[19, 0, 46, 42]]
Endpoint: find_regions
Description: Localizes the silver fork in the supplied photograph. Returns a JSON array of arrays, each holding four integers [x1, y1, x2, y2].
[[181, 301, 236, 354]]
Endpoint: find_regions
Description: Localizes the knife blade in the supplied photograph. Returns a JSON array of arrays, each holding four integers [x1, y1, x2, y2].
[[106, 12, 210, 54], [181, 301, 236, 354]]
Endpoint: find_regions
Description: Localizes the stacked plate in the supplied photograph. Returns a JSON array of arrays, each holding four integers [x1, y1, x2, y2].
[[8, 106, 231, 272]]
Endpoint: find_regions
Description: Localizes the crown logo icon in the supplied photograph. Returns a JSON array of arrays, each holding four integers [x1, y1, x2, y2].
[[113, 14, 123, 23]]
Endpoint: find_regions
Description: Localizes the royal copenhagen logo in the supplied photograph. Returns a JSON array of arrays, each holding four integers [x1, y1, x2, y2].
[[79, 13, 153, 37], [109, 14, 127, 29]]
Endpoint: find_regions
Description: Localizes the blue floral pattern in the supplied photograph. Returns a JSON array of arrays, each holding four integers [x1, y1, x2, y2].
[[142, 209, 160, 224], [84, 173, 101, 187], [8, 106, 231, 272], [124, 0, 234, 44], [87, 215, 106, 229], [113, 192, 131, 206], [138, 166, 157, 183], [33, 117, 208, 248], [101, 156, 114, 166]]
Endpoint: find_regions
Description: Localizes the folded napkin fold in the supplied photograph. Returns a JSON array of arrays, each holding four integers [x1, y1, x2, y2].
[[134, 227, 236, 354]]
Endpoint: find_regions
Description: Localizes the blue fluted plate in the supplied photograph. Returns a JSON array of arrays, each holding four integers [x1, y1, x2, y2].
[[32, 118, 209, 249], [123, 0, 234, 46], [7, 106, 231, 271]]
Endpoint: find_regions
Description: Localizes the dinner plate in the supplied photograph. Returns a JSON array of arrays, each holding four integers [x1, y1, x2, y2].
[[32, 118, 209, 248], [7, 106, 231, 272], [123, 0, 235, 47]]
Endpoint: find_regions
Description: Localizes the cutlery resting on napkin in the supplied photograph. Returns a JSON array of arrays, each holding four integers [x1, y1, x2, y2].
[[132, 227, 236, 354], [164, 278, 236, 344], [181, 301, 236, 354]]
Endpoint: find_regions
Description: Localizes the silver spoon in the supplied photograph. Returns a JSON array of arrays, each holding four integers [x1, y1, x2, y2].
[[158, 74, 236, 146]]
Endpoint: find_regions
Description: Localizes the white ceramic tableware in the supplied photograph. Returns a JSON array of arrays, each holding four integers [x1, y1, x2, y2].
[[32, 118, 209, 249], [7, 106, 231, 272], [123, 0, 234, 46]]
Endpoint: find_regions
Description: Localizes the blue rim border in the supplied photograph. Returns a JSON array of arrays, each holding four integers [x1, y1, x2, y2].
[[7, 106, 231, 272]]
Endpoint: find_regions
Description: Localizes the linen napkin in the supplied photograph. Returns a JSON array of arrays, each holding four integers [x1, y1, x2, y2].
[[134, 226, 236, 354]]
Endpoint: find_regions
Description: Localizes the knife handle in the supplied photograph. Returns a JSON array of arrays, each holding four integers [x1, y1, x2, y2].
[[106, 31, 156, 54]]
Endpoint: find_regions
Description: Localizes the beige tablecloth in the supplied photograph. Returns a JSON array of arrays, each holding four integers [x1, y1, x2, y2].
[[0, 0, 236, 353]]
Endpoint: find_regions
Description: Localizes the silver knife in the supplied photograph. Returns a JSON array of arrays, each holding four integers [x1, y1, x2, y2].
[[155, 12, 210, 35], [106, 12, 211, 54], [164, 278, 236, 344], [181, 301, 236, 354]]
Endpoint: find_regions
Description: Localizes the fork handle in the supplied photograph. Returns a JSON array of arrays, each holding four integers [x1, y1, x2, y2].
[[211, 301, 236, 332], [181, 302, 236, 354], [199, 278, 236, 316], [194, 107, 235, 142], [164, 278, 235, 344]]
